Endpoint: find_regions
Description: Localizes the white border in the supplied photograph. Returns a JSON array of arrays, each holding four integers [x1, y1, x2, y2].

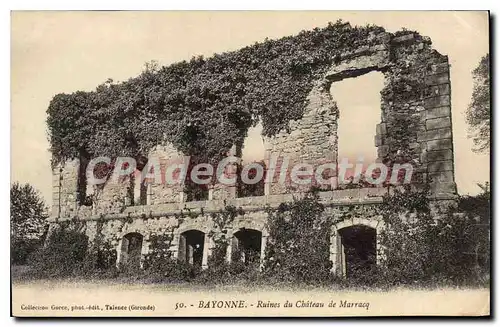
[[4, 2, 496, 326]]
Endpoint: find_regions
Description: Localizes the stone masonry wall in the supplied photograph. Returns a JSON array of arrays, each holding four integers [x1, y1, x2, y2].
[[48, 29, 458, 274], [263, 30, 456, 199], [48, 190, 386, 271]]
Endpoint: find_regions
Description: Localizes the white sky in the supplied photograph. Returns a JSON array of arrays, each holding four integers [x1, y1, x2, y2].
[[333, 72, 384, 166], [11, 11, 489, 205]]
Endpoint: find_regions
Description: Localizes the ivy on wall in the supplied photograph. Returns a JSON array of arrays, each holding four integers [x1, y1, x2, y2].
[[263, 192, 332, 282], [380, 40, 435, 168], [378, 184, 488, 285], [47, 21, 434, 168]]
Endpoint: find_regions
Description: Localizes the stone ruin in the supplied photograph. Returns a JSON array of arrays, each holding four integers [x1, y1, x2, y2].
[[47, 28, 456, 278]]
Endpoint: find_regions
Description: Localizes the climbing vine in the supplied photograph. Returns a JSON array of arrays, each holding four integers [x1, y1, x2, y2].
[[46, 21, 434, 169], [263, 192, 332, 282], [378, 183, 488, 285], [207, 205, 243, 268]]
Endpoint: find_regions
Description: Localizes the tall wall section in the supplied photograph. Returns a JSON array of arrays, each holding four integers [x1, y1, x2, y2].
[[47, 28, 458, 273]]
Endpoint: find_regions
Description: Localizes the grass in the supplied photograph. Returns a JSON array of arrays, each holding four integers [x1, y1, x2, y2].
[[11, 264, 489, 293]]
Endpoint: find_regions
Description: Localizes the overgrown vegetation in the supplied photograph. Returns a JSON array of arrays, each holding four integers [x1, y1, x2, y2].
[[27, 227, 89, 278], [142, 233, 199, 282], [15, 188, 490, 288], [378, 184, 490, 286], [16, 23, 488, 287], [47, 21, 433, 171], [10, 182, 48, 264], [263, 192, 332, 283], [466, 54, 490, 153]]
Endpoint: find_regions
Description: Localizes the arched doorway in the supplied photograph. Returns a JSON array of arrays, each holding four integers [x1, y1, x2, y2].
[[232, 229, 262, 266], [178, 230, 205, 267], [120, 232, 143, 271], [338, 225, 376, 278]]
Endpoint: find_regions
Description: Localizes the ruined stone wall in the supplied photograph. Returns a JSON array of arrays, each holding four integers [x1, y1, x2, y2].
[[48, 28, 458, 275], [263, 80, 339, 194], [51, 160, 79, 219], [47, 189, 385, 271], [148, 144, 185, 205], [263, 30, 456, 199]]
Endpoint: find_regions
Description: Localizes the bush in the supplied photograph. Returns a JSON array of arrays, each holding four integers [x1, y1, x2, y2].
[[378, 185, 490, 286], [142, 233, 199, 282], [263, 193, 333, 283], [143, 258, 199, 283], [28, 228, 88, 278], [11, 238, 42, 265], [78, 239, 119, 279]]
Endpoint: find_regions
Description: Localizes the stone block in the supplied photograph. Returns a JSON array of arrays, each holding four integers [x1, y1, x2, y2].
[[392, 33, 415, 43], [376, 123, 387, 135], [428, 171, 454, 183], [417, 128, 452, 141], [426, 149, 453, 162], [428, 160, 453, 172], [430, 63, 450, 74], [426, 117, 451, 130], [430, 182, 457, 197], [426, 84, 450, 97], [426, 106, 451, 119], [424, 95, 450, 108], [377, 145, 390, 157], [425, 72, 449, 85], [326, 51, 390, 81], [427, 139, 452, 151], [409, 142, 420, 150]]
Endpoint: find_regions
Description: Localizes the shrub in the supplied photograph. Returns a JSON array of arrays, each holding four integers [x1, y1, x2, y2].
[[28, 228, 88, 278], [263, 193, 333, 283], [143, 258, 199, 283], [379, 185, 490, 286], [11, 238, 42, 265], [143, 233, 199, 282], [78, 238, 119, 278], [10, 182, 47, 265]]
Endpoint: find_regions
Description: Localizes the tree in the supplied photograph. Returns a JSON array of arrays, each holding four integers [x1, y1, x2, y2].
[[458, 182, 490, 281], [466, 54, 490, 153], [10, 182, 48, 264]]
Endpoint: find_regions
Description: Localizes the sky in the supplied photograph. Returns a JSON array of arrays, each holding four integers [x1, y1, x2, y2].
[[11, 11, 489, 205]]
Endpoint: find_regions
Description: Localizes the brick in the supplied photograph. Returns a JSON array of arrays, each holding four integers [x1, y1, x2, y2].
[[417, 128, 452, 141], [424, 95, 450, 108], [425, 72, 449, 85], [426, 106, 451, 119], [374, 134, 383, 147], [428, 160, 453, 172], [426, 149, 453, 162], [426, 117, 451, 130], [427, 139, 452, 151]]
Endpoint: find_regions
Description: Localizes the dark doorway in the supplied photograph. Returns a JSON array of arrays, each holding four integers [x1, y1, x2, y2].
[[339, 225, 376, 278], [121, 232, 143, 271], [179, 230, 205, 267], [232, 229, 262, 266]]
